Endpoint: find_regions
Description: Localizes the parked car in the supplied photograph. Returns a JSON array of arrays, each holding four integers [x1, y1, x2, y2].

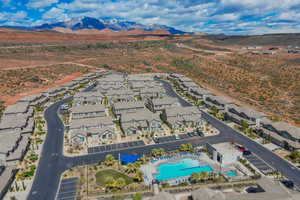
[[243, 150, 252, 156], [152, 136, 159, 143], [175, 134, 180, 140]]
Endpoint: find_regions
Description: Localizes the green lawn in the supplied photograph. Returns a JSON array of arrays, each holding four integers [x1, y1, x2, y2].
[[95, 169, 133, 186]]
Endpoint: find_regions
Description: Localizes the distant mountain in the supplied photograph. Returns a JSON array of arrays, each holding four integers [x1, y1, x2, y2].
[[29, 17, 187, 35]]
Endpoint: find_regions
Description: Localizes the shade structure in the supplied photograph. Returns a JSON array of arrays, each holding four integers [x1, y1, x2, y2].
[[120, 154, 141, 164]]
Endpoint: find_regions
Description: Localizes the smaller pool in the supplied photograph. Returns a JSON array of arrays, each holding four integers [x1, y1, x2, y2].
[[224, 170, 238, 177]]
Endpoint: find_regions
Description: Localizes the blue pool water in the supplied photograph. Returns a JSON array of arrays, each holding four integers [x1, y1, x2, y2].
[[155, 158, 214, 181], [224, 170, 238, 177]]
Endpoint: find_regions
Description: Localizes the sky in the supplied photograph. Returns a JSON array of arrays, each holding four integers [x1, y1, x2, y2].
[[1, 0, 300, 35]]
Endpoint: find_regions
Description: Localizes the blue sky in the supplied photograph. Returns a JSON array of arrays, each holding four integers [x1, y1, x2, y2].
[[1, 0, 300, 34]]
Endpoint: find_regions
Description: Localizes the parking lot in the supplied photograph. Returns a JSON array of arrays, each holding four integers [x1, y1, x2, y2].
[[56, 178, 78, 200], [154, 131, 202, 144], [88, 140, 145, 154], [244, 154, 274, 175]]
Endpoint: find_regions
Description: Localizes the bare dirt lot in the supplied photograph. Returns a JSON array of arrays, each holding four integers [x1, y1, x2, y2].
[[0, 31, 299, 126]]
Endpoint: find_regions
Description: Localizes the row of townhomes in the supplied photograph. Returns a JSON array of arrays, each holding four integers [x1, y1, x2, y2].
[[168, 73, 300, 151], [0, 69, 108, 198], [69, 72, 205, 147]]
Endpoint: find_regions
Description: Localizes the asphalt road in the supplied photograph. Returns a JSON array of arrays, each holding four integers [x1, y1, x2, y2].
[[27, 80, 300, 200]]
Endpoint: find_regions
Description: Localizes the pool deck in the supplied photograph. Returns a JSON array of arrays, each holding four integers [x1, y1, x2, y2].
[[141, 153, 221, 185]]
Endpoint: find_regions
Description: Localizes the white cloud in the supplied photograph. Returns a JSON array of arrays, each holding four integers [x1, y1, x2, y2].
[[213, 13, 240, 21], [42, 7, 69, 21], [1, 0, 300, 34], [0, 11, 27, 21], [27, 0, 59, 9], [277, 11, 300, 21]]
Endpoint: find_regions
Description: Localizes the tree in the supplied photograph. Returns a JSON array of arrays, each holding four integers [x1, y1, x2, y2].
[[115, 177, 126, 189], [289, 151, 300, 162], [103, 97, 109, 105], [216, 112, 225, 120], [241, 120, 249, 131], [190, 172, 200, 183], [179, 143, 194, 152], [199, 172, 208, 182], [133, 171, 143, 182], [151, 148, 165, 157], [105, 177, 115, 190], [209, 106, 219, 116], [125, 163, 137, 174], [133, 193, 143, 200], [104, 154, 116, 166]]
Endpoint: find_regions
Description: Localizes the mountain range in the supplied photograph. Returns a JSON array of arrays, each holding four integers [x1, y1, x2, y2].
[[1, 17, 187, 35]]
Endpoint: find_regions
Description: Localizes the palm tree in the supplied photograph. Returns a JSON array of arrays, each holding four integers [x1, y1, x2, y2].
[[125, 163, 137, 174], [180, 143, 194, 152], [202, 172, 208, 182], [138, 156, 149, 164], [115, 177, 126, 189], [105, 177, 115, 190], [104, 154, 116, 166], [190, 172, 200, 183], [151, 148, 165, 157], [133, 171, 143, 182]]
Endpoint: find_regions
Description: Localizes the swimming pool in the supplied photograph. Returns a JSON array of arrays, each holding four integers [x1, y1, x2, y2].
[[155, 158, 214, 181], [224, 170, 238, 177]]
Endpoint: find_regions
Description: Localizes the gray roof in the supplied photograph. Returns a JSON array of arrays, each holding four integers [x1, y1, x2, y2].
[[0, 166, 16, 194], [105, 89, 135, 96], [178, 76, 193, 82], [262, 119, 300, 140], [152, 97, 180, 106], [191, 87, 212, 96], [192, 187, 225, 200], [130, 81, 162, 89], [0, 131, 21, 154], [226, 178, 295, 200], [99, 74, 125, 82], [94, 84, 126, 91], [150, 192, 175, 200], [18, 93, 44, 103], [127, 74, 154, 82], [228, 104, 267, 119], [82, 73, 96, 78], [181, 81, 199, 88], [205, 95, 234, 106], [71, 104, 106, 114], [72, 76, 89, 82], [121, 109, 161, 123], [0, 113, 31, 130], [6, 134, 30, 161], [44, 87, 66, 94], [192, 178, 297, 200], [165, 106, 201, 117], [165, 106, 202, 124], [71, 126, 114, 137], [21, 117, 35, 134], [113, 101, 145, 111], [62, 81, 79, 88], [169, 73, 185, 78], [3, 102, 30, 114], [73, 91, 104, 98], [272, 122, 300, 139], [70, 116, 114, 129], [139, 87, 166, 94]]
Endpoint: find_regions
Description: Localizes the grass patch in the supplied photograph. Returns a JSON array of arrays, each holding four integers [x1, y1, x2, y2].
[[95, 169, 133, 186]]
